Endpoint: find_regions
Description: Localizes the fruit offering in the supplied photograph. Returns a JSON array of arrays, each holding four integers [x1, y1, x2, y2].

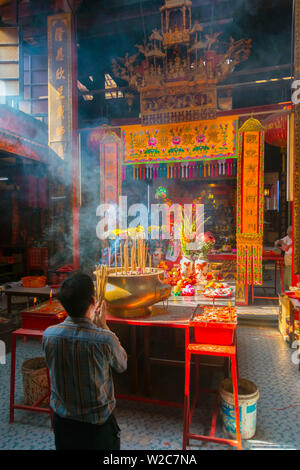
[[157, 261, 168, 271], [203, 281, 233, 298], [173, 285, 182, 296]]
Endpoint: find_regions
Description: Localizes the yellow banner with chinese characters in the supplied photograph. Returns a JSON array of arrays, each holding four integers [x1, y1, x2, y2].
[[48, 13, 74, 161], [236, 117, 265, 289], [121, 116, 238, 165]]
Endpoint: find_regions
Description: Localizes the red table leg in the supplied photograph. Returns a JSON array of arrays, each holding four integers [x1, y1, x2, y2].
[[231, 354, 242, 450], [183, 349, 191, 450], [9, 332, 16, 423], [182, 326, 191, 450]]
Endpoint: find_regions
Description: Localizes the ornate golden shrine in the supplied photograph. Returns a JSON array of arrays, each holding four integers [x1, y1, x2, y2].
[[112, 0, 251, 125]]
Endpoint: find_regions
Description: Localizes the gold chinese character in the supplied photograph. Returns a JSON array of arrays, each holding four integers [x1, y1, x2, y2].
[[56, 104, 65, 120], [245, 209, 257, 216], [56, 126, 65, 138], [245, 164, 257, 172], [246, 195, 256, 203], [54, 27, 65, 42], [56, 47, 64, 61], [245, 149, 257, 158], [245, 134, 258, 144], [245, 179, 257, 187], [56, 85, 65, 100], [56, 66, 66, 80]]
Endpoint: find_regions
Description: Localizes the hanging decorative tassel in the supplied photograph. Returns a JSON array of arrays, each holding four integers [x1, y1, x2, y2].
[[192, 162, 195, 178]]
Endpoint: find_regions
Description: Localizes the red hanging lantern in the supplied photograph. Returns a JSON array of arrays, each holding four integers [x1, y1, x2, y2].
[[264, 113, 287, 148]]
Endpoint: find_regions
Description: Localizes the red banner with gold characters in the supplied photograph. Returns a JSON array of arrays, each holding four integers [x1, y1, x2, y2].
[[87, 126, 122, 205], [48, 13, 75, 161], [236, 117, 265, 290]]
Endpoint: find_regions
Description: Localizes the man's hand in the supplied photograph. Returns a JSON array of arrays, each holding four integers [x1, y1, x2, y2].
[[92, 300, 110, 330]]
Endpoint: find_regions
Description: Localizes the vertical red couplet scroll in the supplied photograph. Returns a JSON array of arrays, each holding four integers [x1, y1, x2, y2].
[[236, 117, 265, 302]]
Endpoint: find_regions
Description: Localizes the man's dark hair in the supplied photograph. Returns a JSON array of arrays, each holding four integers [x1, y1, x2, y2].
[[58, 272, 94, 318]]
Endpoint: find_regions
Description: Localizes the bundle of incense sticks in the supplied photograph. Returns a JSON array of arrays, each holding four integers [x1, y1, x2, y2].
[[131, 239, 136, 271], [94, 265, 108, 301], [110, 238, 153, 275]]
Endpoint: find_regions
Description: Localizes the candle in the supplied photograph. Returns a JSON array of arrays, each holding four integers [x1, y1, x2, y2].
[[34, 297, 37, 307], [50, 289, 52, 304]]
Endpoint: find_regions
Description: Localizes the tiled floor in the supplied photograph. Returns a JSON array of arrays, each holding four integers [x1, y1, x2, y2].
[[0, 323, 299, 450]]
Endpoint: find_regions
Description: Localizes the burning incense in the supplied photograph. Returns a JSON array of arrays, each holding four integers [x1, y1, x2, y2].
[[125, 240, 129, 274], [133, 239, 136, 271], [94, 265, 108, 302], [120, 243, 123, 273], [108, 247, 111, 270], [131, 242, 134, 273], [115, 241, 117, 274]]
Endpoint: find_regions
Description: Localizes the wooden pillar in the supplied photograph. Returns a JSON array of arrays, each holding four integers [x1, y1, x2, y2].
[[293, 0, 300, 277], [47, 12, 79, 269]]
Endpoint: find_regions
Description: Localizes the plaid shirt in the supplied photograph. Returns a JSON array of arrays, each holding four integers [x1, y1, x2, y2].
[[42, 316, 127, 425]]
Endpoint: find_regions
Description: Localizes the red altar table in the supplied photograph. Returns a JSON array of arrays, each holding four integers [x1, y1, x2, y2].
[[208, 252, 283, 304], [10, 299, 241, 447]]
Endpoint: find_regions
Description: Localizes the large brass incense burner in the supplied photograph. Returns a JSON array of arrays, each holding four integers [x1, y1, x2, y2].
[[104, 268, 171, 318]]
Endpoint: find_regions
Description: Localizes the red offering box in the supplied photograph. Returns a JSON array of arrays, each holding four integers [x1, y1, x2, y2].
[[21, 299, 67, 330], [190, 305, 237, 345]]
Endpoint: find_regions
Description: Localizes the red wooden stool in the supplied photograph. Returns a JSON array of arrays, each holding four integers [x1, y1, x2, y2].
[[182, 339, 241, 450]]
